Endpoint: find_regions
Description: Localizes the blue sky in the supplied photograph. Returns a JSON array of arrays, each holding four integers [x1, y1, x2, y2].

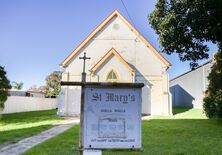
[[0, 0, 218, 90]]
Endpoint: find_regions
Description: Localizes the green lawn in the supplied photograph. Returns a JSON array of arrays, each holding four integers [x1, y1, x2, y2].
[[23, 108, 222, 155], [0, 109, 62, 145]]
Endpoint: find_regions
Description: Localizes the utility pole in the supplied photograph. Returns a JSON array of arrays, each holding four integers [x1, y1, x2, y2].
[[79, 52, 90, 155]]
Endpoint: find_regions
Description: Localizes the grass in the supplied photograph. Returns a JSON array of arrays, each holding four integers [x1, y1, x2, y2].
[[160, 107, 207, 119], [0, 109, 62, 145], [23, 108, 222, 155]]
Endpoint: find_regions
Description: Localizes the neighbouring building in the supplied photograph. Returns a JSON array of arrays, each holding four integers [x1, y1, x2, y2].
[[170, 60, 214, 109], [57, 10, 172, 116], [9, 89, 27, 97], [26, 90, 46, 98], [9, 89, 46, 98]]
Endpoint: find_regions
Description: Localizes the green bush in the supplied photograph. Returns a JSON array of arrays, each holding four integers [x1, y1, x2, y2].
[[203, 49, 222, 118], [203, 89, 222, 118], [0, 66, 11, 110]]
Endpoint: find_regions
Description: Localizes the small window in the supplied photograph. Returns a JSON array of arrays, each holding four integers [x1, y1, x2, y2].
[[107, 70, 118, 81]]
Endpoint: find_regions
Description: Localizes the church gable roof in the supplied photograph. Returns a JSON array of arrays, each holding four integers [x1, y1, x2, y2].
[[60, 10, 171, 67], [90, 48, 134, 74]]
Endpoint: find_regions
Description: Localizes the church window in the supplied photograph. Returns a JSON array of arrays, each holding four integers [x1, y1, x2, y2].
[[106, 70, 118, 81]]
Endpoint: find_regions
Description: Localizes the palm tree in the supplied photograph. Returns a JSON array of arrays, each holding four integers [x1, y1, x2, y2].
[[12, 81, 24, 90]]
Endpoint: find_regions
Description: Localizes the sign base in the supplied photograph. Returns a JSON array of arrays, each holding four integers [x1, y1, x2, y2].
[[83, 150, 102, 155]]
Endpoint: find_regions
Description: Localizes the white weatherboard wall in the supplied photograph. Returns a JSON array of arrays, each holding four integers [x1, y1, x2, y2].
[[170, 62, 212, 109], [1, 96, 57, 114]]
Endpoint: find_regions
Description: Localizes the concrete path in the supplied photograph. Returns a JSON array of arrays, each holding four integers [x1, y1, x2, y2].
[[0, 118, 79, 155]]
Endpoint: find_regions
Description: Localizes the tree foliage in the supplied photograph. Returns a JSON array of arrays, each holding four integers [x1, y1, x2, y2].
[[0, 66, 11, 110], [45, 71, 62, 98], [203, 50, 222, 118], [149, 0, 222, 118], [12, 81, 24, 90], [149, 0, 222, 68]]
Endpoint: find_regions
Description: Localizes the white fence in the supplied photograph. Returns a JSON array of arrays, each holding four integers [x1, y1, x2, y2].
[[0, 96, 58, 114]]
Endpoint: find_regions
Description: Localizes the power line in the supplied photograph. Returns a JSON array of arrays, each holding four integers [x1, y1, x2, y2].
[[120, 0, 135, 26]]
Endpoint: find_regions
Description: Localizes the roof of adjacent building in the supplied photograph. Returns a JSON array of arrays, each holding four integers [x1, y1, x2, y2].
[[60, 10, 171, 68], [170, 60, 212, 82]]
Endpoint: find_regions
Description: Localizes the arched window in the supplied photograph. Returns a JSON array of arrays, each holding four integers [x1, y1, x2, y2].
[[106, 70, 118, 82]]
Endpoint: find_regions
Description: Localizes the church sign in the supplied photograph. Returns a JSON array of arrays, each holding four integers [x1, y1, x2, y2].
[[83, 84, 143, 149]]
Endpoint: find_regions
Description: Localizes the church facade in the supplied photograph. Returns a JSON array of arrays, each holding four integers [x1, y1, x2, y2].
[[57, 10, 172, 116]]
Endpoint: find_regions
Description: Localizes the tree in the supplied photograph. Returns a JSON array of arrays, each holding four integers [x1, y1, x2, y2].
[[149, 0, 222, 118], [0, 66, 11, 110], [45, 71, 62, 98], [149, 0, 222, 68], [38, 85, 47, 93], [12, 81, 24, 90], [203, 51, 222, 118]]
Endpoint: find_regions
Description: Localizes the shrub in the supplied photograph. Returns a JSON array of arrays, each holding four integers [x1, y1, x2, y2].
[[203, 90, 222, 118], [203, 49, 222, 118], [0, 66, 11, 110]]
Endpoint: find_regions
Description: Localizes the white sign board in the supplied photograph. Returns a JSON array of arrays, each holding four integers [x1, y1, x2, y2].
[[84, 87, 142, 149]]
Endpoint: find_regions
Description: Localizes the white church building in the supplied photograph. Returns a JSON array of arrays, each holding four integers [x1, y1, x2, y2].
[[57, 10, 172, 116]]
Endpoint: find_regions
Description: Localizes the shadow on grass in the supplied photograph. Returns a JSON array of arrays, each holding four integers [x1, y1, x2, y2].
[[0, 125, 52, 145], [173, 107, 192, 115]]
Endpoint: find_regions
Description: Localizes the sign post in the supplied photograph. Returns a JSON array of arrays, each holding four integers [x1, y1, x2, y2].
[[61, 82, 144, 155], [79, 53, 90, 155], [61, 52, 144, 155]]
